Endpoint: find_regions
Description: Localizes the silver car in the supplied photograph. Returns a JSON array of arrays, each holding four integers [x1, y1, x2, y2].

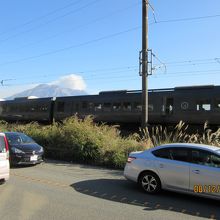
[[124, 143, 220, 200]]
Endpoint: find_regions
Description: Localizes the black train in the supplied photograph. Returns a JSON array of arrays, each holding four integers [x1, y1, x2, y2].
[[0, 85, 219, 125]]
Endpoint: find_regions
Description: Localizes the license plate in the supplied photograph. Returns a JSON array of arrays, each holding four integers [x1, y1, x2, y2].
[[30, 155, 38, 161]]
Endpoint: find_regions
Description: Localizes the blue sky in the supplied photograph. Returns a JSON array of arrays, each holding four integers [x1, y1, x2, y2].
[[0, 0, 220, 98]]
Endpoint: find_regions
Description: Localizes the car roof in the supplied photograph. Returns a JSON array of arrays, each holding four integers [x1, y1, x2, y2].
[[152, 143, 220, 152]]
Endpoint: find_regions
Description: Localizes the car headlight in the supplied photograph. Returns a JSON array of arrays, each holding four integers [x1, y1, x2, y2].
[[11, 147, 25, 154], [39, 147, 44, 153]]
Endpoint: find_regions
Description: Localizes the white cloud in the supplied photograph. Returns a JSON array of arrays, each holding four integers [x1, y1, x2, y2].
[[50, 74, 86, 91]]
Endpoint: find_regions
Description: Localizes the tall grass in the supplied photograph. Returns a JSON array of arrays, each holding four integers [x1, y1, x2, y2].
[[139, 121, 220, 147]]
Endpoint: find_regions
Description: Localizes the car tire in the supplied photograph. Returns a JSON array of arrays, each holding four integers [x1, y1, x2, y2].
[[0, 179, 6, 185], [138, 171, 161, 194]]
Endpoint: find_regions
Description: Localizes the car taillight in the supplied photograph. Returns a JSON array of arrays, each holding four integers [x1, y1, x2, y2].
[[127, 156, 136, 163], [4, 136, 9, 160]]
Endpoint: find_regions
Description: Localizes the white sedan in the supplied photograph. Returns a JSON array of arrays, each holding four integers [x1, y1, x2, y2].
[[124, 143, 220, 200]]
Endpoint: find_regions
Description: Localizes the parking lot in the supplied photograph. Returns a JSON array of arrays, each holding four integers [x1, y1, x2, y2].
[[0, 160, 219, 220]]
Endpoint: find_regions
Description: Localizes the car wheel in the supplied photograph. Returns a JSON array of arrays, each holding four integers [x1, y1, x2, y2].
[[139, 172, 161, 194], [0, 179, 6, 185]]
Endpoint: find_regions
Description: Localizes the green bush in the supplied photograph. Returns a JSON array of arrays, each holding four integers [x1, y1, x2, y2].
[[0, 116, 145, 169]]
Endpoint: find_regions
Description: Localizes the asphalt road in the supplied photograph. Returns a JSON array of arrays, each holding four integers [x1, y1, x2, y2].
[[0, 160, 219, 220]]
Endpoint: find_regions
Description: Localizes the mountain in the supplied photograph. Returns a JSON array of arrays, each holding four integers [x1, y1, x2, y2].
[[7, 84, 87, 99]]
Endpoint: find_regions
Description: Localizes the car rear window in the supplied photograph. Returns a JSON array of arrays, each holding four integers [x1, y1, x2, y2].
[[152, 148, 170, 159], [0, 136, 6, 153], [152, 147, 189, 162]]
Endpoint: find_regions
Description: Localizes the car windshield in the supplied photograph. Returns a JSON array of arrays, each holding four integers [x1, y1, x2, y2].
[[216, 149, 220, 155], [6, 133, 35, 145]]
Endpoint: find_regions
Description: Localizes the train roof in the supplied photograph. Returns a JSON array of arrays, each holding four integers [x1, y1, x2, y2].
[[174, 85, 214, 90], [98, 85, 217, 95]]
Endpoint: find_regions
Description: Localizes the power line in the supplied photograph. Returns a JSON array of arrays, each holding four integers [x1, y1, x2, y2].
[[6, 1, 141, 51], [5, 68, 220, 87], [0, 26, 141, 66], [150, 14, 220, 25], [164, 57, 220, 65], [0, 0, 83, 37], [3, 68, 220, 87], [153, 71, 220, 79], [1, 56, 220, 78], [0, 0, 101, 44], [0, 67, 138, 81]]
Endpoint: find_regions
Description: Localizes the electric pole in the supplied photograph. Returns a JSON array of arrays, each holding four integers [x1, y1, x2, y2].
[[141, 0, 148, 129]]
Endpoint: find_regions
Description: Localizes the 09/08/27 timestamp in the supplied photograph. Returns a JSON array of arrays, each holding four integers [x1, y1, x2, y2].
[[194, 185, 220, 193]]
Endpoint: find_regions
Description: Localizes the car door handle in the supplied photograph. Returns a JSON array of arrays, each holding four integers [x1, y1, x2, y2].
[[192, 170, 200, 174], [159, 163, 164, 168]]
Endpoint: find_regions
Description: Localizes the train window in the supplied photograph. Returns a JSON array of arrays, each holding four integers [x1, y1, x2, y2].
[[113, 103, 121, 111], [88, 102, 94, 111], [148, 104, 154, 112], [197, 101, 211, 111], [25, 105, 30, 112], [103, 103, 111, 111], [57, 102, 65, 112], [2, 106, 7, 113], [123, 102, 132, 111], [202, 104, 211, 111], [75, 103, 79, 111], [11, 105, 18, 112], [40, 106, 48, 112], [82, 101, 88, 109], [94, 103, 102, 111], [165, 98, 173, 115], [214, 100, 220, 109], [134, 102, 142, 111], [6, 106, 10, 113], [19, 105, 25, 112]]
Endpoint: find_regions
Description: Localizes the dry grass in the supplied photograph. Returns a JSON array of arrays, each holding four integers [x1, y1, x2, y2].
[[139, 121, 220, 147]]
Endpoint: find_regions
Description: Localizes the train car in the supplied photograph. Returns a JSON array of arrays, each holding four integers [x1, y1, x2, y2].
[[53, 88, 174, 124], [54, 90, 142, 123], [53, 84, 220, 125], [0, 97, 53, 122], [0, 85, 219, 125], [170, 85, 220, 125]]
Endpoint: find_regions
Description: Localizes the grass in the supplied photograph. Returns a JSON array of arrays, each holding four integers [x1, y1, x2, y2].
[[0, 117, 219, 169], [139, 121, 220, 147]]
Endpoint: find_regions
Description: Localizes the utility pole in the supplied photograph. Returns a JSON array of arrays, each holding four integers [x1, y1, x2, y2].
[[141, 0, 148, 129]]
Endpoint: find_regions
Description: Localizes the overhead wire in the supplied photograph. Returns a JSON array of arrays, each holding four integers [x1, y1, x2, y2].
[[0, 0, 102, 44], [0, 0, 83, 37], [0, 26, 141, 66], [2, 68, 220, 87], [7, 1, 142, 51], [5, 68, 220, 87], [152, 14, 220, 24]]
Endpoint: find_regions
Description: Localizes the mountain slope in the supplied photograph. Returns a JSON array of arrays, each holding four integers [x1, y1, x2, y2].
[[7, 84, 87, 99]]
